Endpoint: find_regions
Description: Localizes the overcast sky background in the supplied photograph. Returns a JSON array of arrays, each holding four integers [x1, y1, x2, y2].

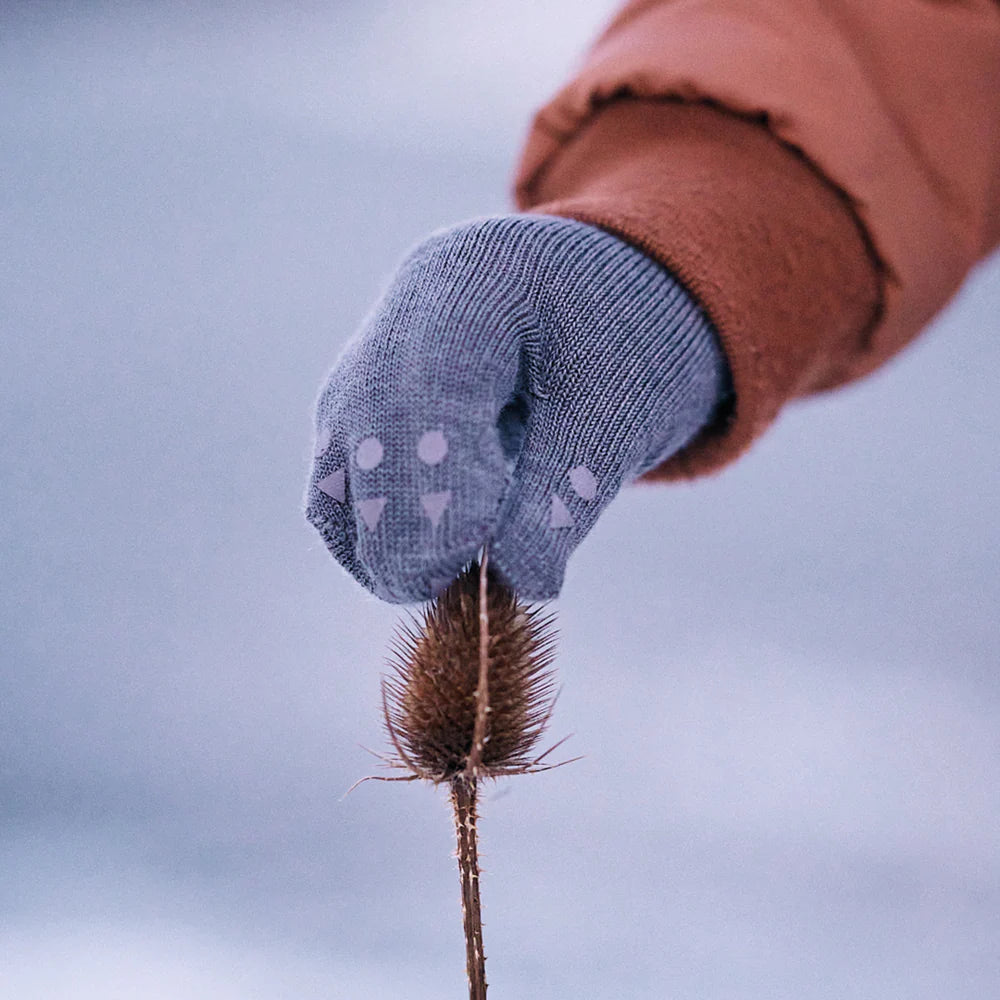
[[2, 2, 998, 998]]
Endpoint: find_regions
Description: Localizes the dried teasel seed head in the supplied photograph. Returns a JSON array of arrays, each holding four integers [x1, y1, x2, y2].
[[381, 558, 560, 783]]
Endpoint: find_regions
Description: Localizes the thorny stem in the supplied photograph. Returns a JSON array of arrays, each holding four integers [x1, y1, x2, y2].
[[468, 545, 491, 775], [452, 544, 491, 999], [451, 774, 486, 1000]]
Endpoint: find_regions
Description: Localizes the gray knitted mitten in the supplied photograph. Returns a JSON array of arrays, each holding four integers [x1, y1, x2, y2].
[[306, 214, 730, 602]]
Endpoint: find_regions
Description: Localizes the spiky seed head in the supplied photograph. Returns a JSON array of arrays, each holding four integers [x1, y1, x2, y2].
[[382, 560, 558, 783]]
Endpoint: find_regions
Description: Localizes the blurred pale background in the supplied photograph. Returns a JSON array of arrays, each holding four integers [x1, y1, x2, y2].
[[2, 2, 998, 997]]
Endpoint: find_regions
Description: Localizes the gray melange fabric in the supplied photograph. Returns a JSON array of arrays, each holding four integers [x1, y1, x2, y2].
[[306, 214, 730, 602]]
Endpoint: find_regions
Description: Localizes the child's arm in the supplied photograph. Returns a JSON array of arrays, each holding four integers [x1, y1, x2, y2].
[[515, 0, 1000, 480], [306, 0, 1000, 602]]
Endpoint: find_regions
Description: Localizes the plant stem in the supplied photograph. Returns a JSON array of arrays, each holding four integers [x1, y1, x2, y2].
[[454, 546, 490, 997], [468, 546, 491, 774], [451, 774, 487, 999]]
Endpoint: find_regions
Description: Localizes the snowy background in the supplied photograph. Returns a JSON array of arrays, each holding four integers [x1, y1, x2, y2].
[[2, 2, 998, 997]]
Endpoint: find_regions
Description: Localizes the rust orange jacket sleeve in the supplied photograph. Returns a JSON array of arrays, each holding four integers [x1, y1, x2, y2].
[[514, 0, 1000, 480]]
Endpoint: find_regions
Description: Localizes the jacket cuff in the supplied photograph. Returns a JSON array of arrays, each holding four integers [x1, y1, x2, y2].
[[515, 99, 881, 481]]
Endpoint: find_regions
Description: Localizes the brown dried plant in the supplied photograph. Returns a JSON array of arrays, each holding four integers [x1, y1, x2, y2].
[[356, 547, 574, 999]]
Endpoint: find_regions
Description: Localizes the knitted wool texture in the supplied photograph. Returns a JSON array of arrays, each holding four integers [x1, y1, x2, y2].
[[306, 214, 730, 602]]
